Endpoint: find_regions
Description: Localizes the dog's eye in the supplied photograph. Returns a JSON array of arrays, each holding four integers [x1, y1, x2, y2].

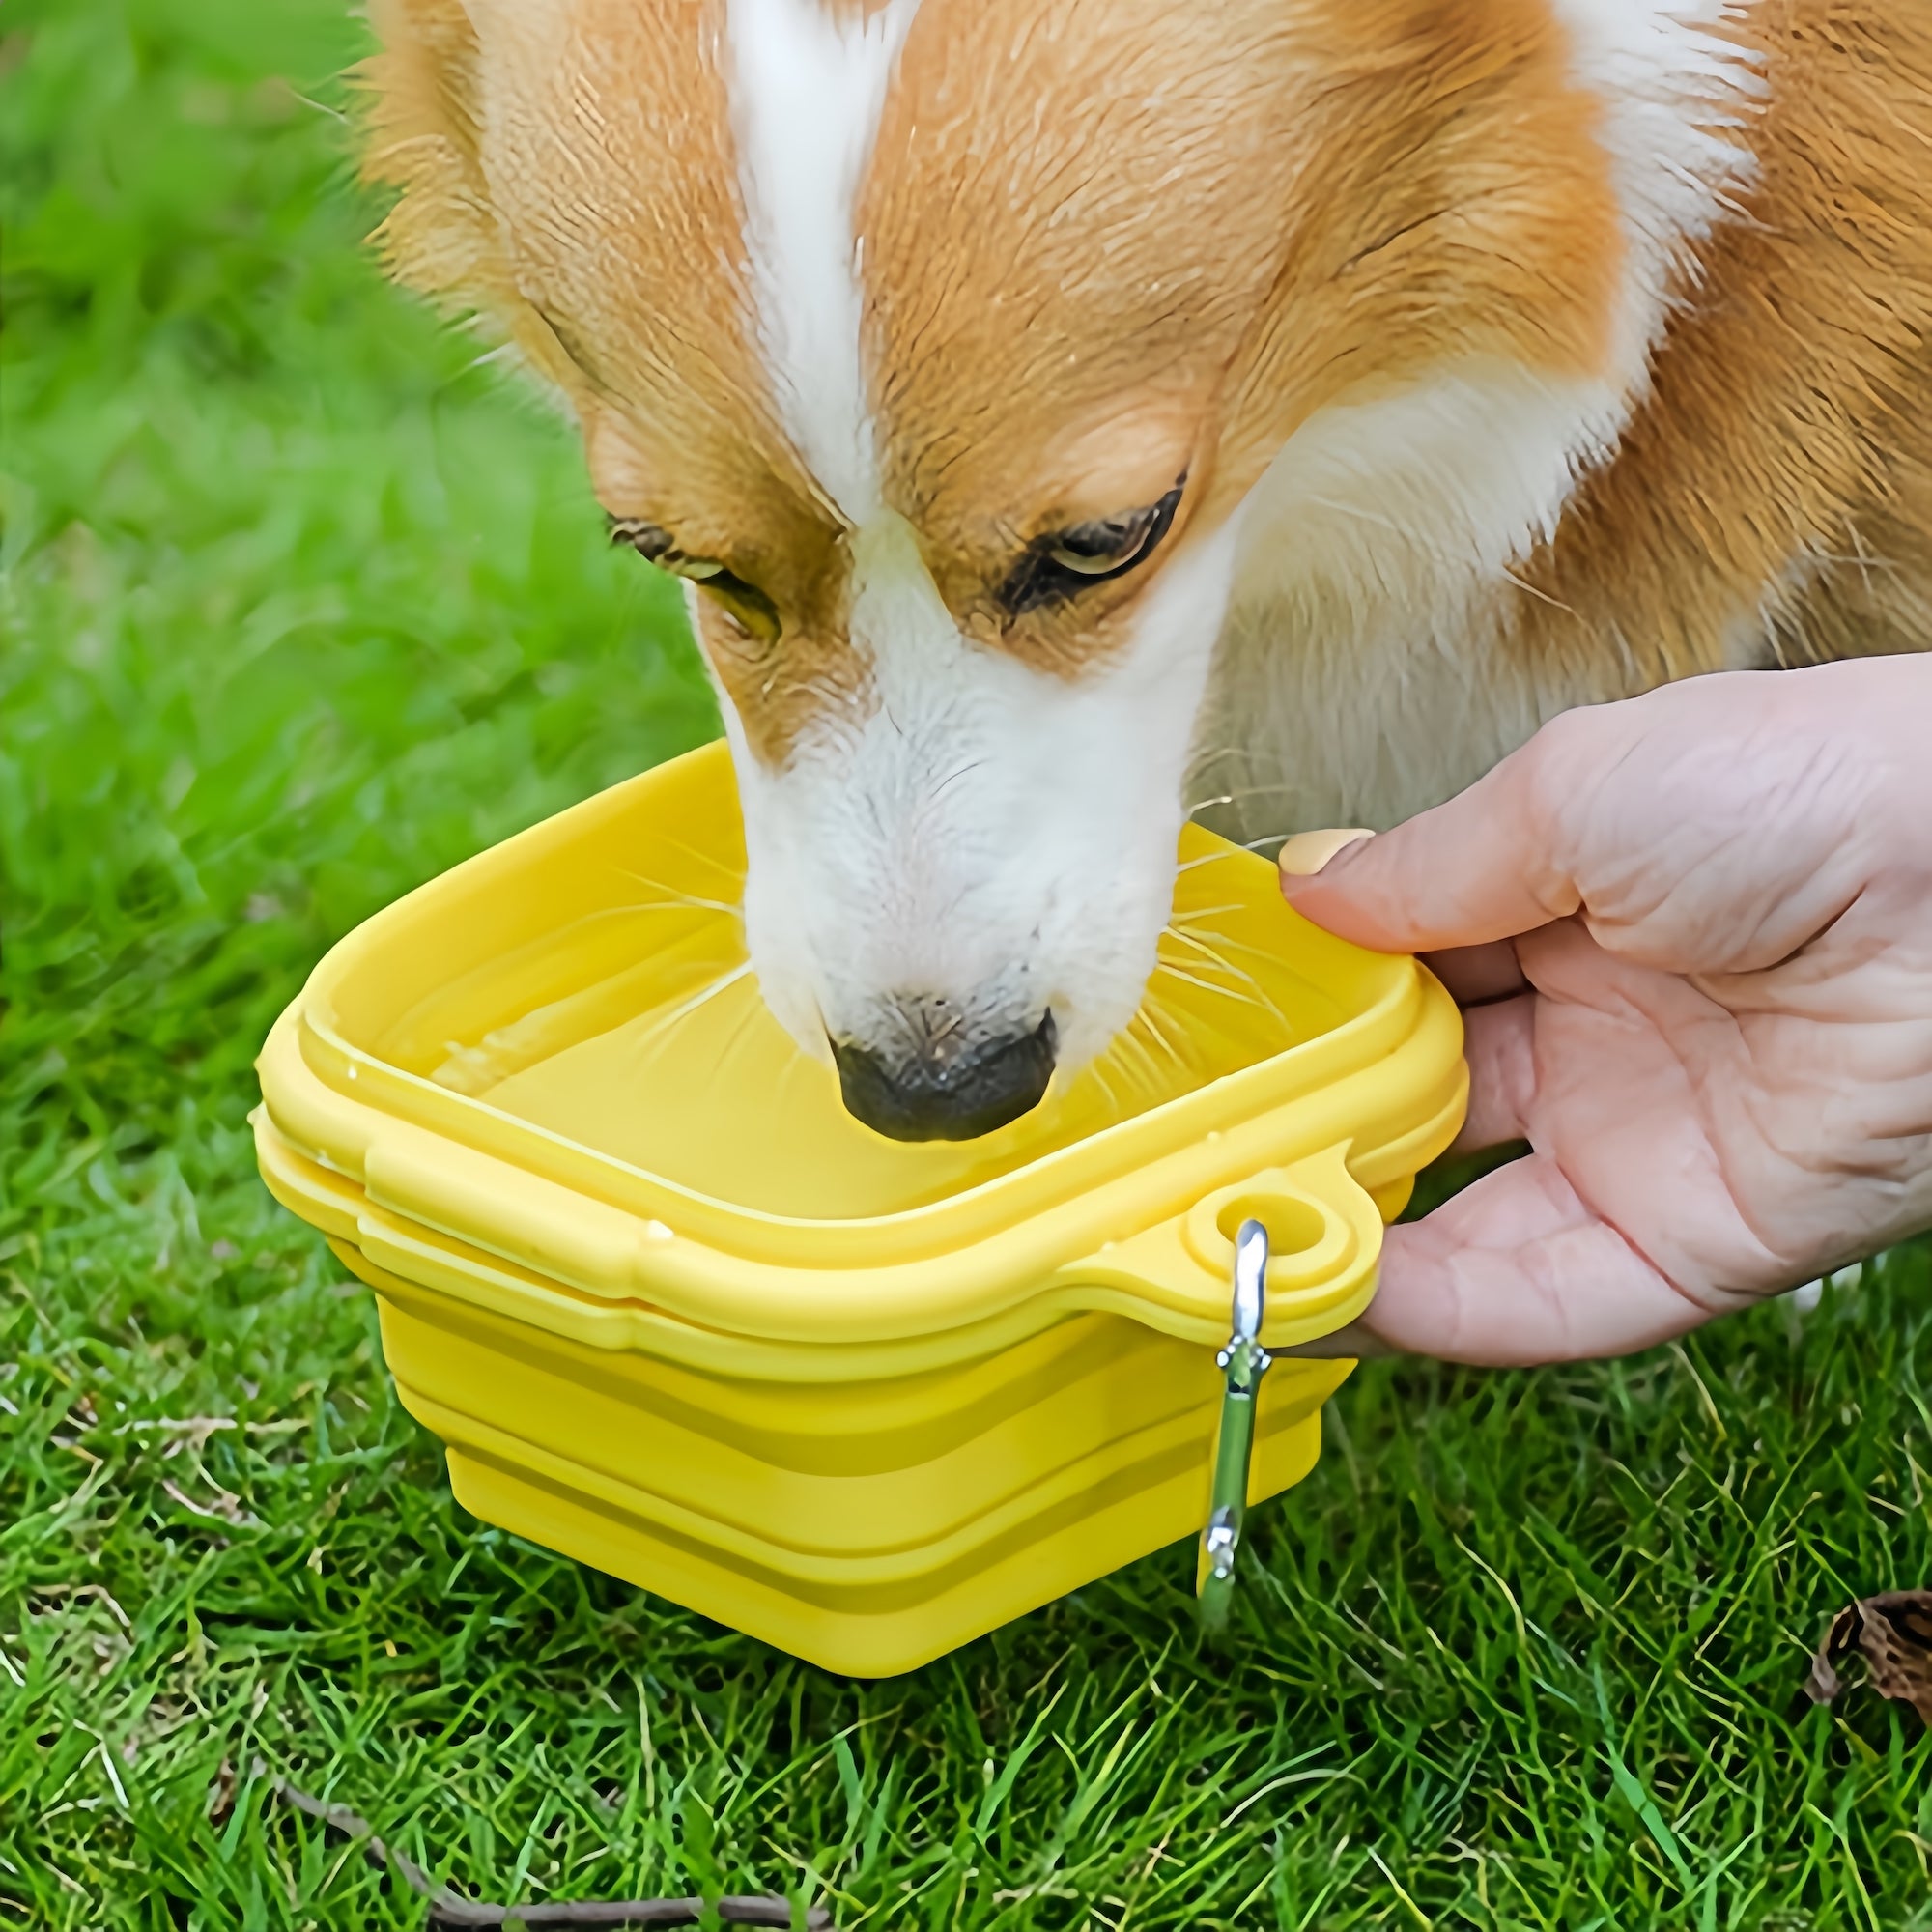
[[999, 482, 1184, 616], [609, 517, 780, 645], [1048, 508, 1163, 576]]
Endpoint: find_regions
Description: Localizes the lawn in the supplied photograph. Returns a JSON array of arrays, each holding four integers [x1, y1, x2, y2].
[[3, 4, 1929, 1927]]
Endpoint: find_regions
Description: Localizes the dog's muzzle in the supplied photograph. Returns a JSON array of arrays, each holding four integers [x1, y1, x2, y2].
[[832, 1008, 1058, 1143]]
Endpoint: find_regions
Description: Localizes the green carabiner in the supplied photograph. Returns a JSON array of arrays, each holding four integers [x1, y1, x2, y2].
[[1196, 1217, 1271, 1633]]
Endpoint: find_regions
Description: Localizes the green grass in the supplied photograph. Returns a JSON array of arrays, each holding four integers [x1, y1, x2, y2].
[[3, 5, 1929, 1926]]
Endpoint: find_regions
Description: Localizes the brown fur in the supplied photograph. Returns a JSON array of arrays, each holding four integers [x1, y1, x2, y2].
[[360, 0, 1931, 801], [363, 0, 867, 763], [1506, 0, 1932, 696], [865, 0, 1622, 678]]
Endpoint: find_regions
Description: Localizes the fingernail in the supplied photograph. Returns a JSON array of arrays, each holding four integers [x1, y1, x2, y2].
[[1277, 828, 1374, 881]]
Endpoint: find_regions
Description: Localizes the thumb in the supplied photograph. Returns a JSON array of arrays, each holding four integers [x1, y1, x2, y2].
[[1278, 729, 1583, 953]]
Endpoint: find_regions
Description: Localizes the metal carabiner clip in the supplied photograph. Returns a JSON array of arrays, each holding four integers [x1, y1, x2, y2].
[[1196, 1217, 1271, 1632]]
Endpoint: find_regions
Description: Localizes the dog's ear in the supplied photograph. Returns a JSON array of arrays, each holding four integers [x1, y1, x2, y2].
[[358, 0, 499, 309], [356, 0, 582, 393]]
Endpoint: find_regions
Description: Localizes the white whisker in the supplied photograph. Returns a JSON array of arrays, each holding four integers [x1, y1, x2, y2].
[[709, 981, 769, 1076], [1176, 924, 1304, 976], [1186, 781, 1304, 812], [1152, 960, 1271, 1012], [1164, 925, 1294, 1031], [1175, 851, 1242, 875], [1082, 1061, 1127, 1122], [1132, 1000, 1189, 1072], [1111, 1027, 1172, 1095], [611, 866, 746, 923], [637, 828, 750, 889], [631, 963, 755, 1070]]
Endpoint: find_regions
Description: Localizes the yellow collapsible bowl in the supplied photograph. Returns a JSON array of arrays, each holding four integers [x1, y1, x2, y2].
[[254, 740, 1464, 1676]]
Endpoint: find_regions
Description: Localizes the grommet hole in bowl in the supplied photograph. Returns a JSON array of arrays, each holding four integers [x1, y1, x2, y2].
[[1179, 1166, 1367, 1306], [1213, 1194, 1327, 1258]]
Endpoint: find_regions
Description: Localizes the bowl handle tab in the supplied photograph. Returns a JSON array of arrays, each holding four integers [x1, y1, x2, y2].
[[1055, 1144, 1387, 1347]]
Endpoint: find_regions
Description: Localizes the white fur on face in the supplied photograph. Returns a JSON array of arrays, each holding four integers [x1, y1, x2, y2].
[[711, 0, 1770, 1077], [1549, 0, 1763, 410], [720, 0, 1236, 1075], [728, 512, 1244, 1073], [724, 0, 921, 522]]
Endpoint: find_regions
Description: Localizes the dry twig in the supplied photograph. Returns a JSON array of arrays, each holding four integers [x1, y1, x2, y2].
[[263, 1765, 832, 1928]]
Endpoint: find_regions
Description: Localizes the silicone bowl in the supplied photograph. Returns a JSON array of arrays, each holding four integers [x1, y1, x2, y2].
[[254, 740, 1464, 1675]]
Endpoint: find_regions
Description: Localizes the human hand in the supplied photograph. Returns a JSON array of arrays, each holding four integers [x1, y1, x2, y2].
[[1278, 657, 1932, 1366]]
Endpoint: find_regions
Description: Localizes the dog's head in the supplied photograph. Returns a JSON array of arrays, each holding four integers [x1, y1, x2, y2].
[[367, 0, 1752, 1139]]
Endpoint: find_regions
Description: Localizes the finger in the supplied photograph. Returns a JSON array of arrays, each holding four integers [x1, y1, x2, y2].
[[1355, 1153, 1720, 1365], [1424, 940, 1527, 1007], [1453, 995, 1537, 1152], [1279, 727, 1583, 953], [1278, 828, 1374, 878], [1285, 998, 1540, 1363]]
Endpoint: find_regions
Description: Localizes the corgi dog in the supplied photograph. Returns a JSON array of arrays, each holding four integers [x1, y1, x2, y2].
[[364, 0, 1932, 1142]]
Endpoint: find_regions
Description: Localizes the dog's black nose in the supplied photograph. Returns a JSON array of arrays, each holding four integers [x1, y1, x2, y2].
[[832, 1011, 1057, 1143]]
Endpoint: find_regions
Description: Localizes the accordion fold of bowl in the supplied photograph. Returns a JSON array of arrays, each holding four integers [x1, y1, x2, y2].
[[254, 740, 1466, 1677]]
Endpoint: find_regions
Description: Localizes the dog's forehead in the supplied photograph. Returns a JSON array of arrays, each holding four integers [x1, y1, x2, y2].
[[474, 0, 1619, 564], [476, 0, 1314, 528], [861, 0, 1311, 527]]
